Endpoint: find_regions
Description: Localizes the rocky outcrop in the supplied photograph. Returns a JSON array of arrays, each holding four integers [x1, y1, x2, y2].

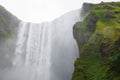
[[0, 5, 20, 69], [73, 2, 120, 80], [80, 3, 94, 19], [0, 5, 19, 40]]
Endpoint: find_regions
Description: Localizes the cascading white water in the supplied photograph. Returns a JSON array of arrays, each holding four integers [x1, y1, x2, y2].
[[14, 22, 51, 80], [0, 9, 81, 80], [0, 22, 51, 80]]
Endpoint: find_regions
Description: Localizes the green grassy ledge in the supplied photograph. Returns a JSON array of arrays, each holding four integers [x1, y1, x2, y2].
[[72, 2, 120, 80]]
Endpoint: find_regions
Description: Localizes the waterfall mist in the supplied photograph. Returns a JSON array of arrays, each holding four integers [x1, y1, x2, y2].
[[50, 9, 80, 80], [0, 9, 81, 80]]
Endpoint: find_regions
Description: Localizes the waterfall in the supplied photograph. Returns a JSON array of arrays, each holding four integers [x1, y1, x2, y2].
[[13, 22, 51, 80], [0, 9, 80, 80]]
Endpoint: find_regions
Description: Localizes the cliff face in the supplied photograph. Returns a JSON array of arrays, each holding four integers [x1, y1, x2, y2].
[[0, 5, 19, 40], [73, 2, 120, 80], [0, 5, 20, 69]]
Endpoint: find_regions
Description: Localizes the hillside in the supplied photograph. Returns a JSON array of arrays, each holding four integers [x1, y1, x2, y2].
[[0, 5, 20, 69], [73, 2, 120, 80]]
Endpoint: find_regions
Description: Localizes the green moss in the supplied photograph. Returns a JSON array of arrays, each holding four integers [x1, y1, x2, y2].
[[73, 1, 120, 80], [0, 6, 15, 41]]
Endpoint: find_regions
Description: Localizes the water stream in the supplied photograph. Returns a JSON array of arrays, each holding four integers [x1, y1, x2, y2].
[[0, 9, 80, 80]]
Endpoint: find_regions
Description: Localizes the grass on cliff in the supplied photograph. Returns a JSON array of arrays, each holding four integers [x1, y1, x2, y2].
[[73, 1, 120, 80], [0, 6, 14, 41]]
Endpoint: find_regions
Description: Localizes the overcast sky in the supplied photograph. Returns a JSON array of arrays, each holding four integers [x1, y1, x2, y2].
[[0, 0, 119, 22]]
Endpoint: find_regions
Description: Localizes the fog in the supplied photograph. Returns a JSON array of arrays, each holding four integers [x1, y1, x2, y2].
[[0, 8, 80, 80], [0, 0, 120, 80], [0, 0, 119, 22]]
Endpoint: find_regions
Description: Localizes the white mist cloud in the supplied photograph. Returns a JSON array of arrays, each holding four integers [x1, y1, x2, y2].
[[0, 0, 119, 22]]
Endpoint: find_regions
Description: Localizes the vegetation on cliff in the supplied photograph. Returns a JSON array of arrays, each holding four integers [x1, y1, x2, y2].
[[0, 5, 19, 69], [0, 5, 19, 41], [73, 2, 120, 80]]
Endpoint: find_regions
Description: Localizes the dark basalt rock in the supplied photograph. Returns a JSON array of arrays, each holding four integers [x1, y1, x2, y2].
[[105, 11, 116, 19], [80, 3, 94, 18], [111, 2, 115, 6], [88, 12, 98, 32], [115, 38, 120, 47], [100, 43, 110, 57]]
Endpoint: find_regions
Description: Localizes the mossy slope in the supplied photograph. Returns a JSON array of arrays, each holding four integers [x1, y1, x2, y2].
[[0, 5, 20, 69], [0, 5, 19, 41], [73, 2, 120, 80]]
